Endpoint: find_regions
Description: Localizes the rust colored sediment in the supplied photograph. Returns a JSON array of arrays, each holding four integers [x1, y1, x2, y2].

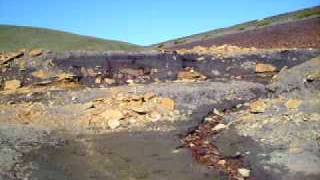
[[183, 115, 250, 180]]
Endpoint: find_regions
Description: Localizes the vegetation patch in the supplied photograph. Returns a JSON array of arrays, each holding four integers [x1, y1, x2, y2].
[[255, 20, 272, 27], [296, 9, 320, 19]]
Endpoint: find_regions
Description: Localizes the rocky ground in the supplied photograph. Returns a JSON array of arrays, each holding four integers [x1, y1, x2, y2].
[[0, 47, 320, 180]]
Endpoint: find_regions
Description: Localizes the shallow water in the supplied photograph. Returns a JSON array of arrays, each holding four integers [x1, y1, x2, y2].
[[26, 131, 226, 180]]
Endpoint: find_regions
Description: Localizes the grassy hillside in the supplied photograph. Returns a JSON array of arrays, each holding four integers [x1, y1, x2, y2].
[[155, 6, 320, 48], [0, 25, 140, 52]]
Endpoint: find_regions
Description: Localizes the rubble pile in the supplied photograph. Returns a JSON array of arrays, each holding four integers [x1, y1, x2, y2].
[[82, 92, 179, 131], [176, 45, 259, 58]]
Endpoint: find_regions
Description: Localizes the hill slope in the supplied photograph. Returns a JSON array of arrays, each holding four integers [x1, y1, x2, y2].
[[156, 6, 320, 49], [0, 25, 140, 52]]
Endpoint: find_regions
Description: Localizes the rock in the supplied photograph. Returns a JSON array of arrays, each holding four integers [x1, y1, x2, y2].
[[212, 123, 227, 131], [147, 111, 162, 122], [100, 109, 123, 129], [160, 98, 175, 111], [213, 108, 224, 116], [104, 78, 116, 85], [4, 80, 21, 90], [108, 118, 121, 129], [286, 99, 302, 110], [238, 168, 250, 178], [217, 160, 226, 166], [143, 92, 156, 100], [31, 70, 50, 79], [177, 69, 206, 81], [29, 49, 43, 57], [0, 51, 24, 64], [255, 63, 277, 73], [129, 102, 149, 113], [250, 100, 267, 113], [306, 72, 320, 82], [95, 77, 102, 84]]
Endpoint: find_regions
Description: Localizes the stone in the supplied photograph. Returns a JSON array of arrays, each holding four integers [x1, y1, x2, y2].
[[212, 123, 227, 131], [4, 80, 21, 90], [95, 77, 102, 84], [129, 102, 149, 113], [217, 160, 226, 166], [29, 49, 43, 57], [100, 109, 124, 129], [250, 100, 267, 113], [108, 119, 121, 129], [255, 63, 277, 73], [31, 70, 50, 79], [238, 168, 250, 178], [213, 108, 224, 116], [286, 99, 302, 110], [104, 78, 116, 85], [177, 70, 206, 81], [306, 72, 320, 82], [143, 92, 156, 100], [160, 98, 175, 111], [147, 111, 162, 122]]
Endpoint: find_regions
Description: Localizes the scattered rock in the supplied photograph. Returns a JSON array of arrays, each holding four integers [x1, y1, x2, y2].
[[249, 100, 268, 113], [255, 63, 277, 73], [238, 168, 250, 178], [285, 99, 302, 110], [4, 80, 21, 90], [177, 45, 259, 58], [29, 49, 43, 57]]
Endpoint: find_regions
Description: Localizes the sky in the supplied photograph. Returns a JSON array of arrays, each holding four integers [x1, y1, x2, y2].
[[0, 0, 319, 46]]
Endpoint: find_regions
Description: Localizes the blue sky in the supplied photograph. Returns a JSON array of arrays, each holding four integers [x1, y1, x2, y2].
[[0, 0, 319, 45]]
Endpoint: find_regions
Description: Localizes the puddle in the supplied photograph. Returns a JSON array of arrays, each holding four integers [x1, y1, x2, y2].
[[25, 131, 226, 180]]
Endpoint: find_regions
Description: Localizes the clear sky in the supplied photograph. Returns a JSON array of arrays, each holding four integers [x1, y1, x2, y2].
[[0, 0, 319, 45]]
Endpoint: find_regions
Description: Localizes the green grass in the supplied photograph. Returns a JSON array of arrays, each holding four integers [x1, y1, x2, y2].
[[255, 20, 272, 27], [296, 9, 320, 19], [0, 25, 140, 52]]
